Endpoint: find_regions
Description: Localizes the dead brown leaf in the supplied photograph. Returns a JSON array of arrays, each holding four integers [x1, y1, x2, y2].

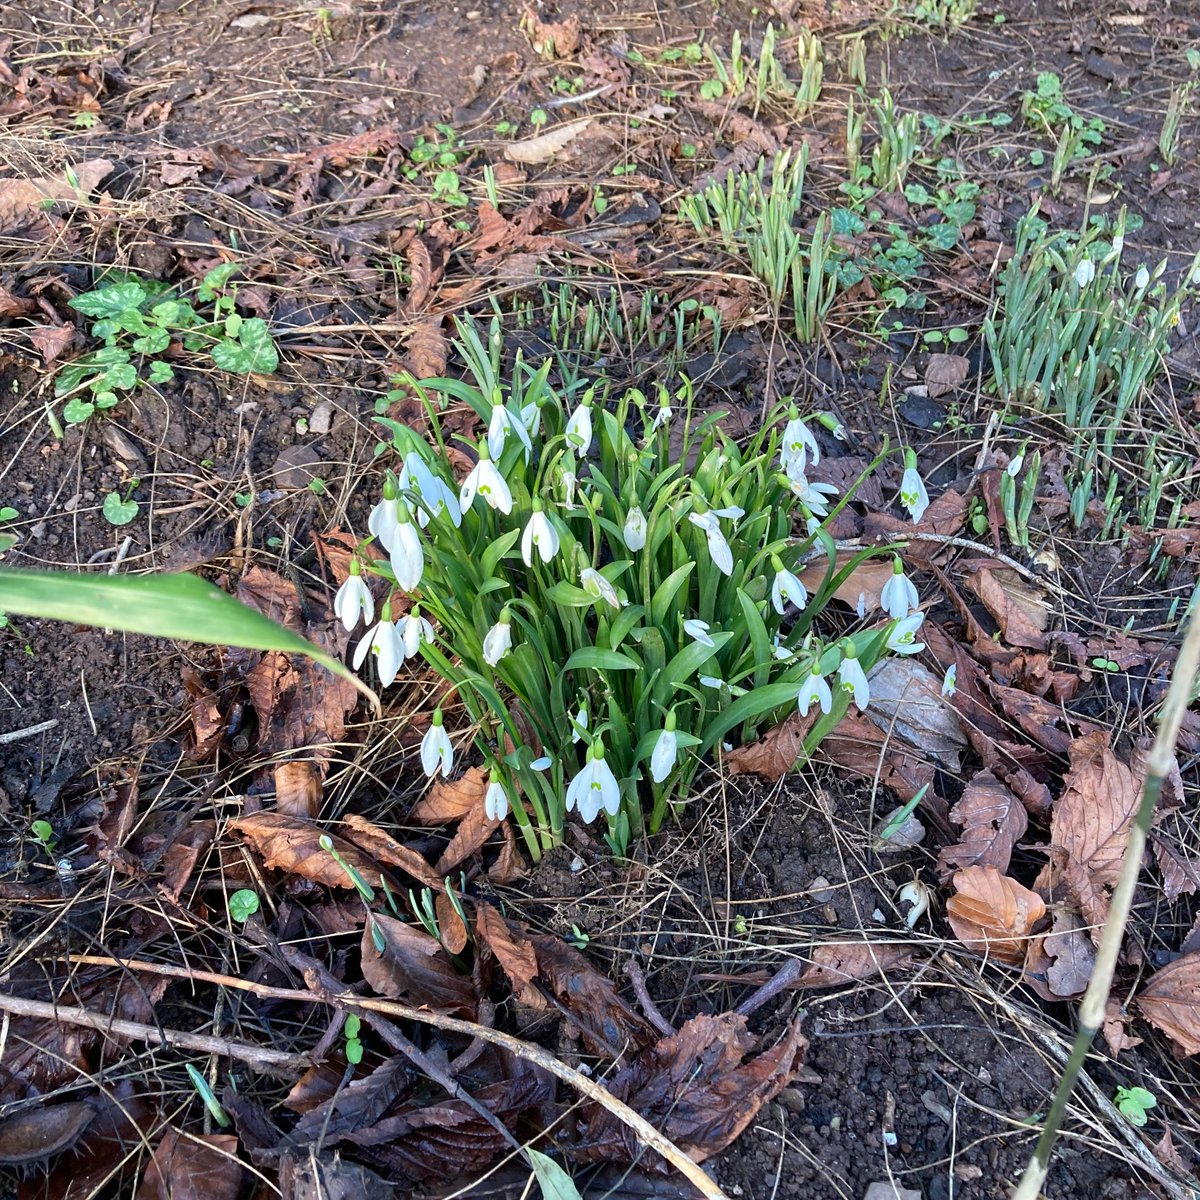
[[182, 667, 223, 762], [1025, 909, 1095, 1000], [409, 766, 488, 823], [339, 814, 443, 890], [434, 893, 469, 955], [274, 760, 321, 819], [404, 236, 435, 313], [1153, 1124, 1190, 1176], [1048, 732, 1142, 928], [28, 323, 75, 364], [798, 555, 894, 612], [161, 822, 215, 901], [434, 802, 499, 875], [724, 711, 814, 779], [1100, 999, 1143, 1056], [965, 566, 1050, 651], [487, 821, 528, 884], [1153, 836, 1200, 902], [819, 710, 938, 808], [946, 866, 1046, 966], [403, 318, 447, 379], [1137, 953, 1200, 1056], [793, 941, 913, 989], [232, 812, 387, 891], [0, 159, 113, 231], [581, 1013, 807, 1167], [136, 1131, 242, 1200], [523, 7, 582, 56], [361, 913, 477, 1015], [474, 903, 539, 1003], [937, 770, 1027, 880], [925, 352, 969, 398]]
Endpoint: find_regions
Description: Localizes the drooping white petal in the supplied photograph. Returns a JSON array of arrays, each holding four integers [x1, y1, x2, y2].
[[368, 496, 400, 550], [334, 574, 374, 632], [771, 568, 808, 615], [880, 570, 920, 620], [487, 405, 509, 460], [484, 778, 509, 821], [898, 466, 930, 524], [521, 509, 559, 566], [565, 404, 592, 453], [482, 619, 512, 666], [941, 664, 957, 697], [781, 416, 820, 470], [390, 520, 424, 591], [373, 621, 403, 688], [420, 723, 453, 778], [797, 670, 833, 717], [886, 613, 926, 655], [649, 729, 677, 783], [837, 655, 871, 710], [683, 619, 714, 647], [581, 567, 621, 609], [623, 506, 647, 551]]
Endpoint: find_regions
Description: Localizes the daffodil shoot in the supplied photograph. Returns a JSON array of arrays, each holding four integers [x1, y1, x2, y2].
[[348, 318, 921, 859]]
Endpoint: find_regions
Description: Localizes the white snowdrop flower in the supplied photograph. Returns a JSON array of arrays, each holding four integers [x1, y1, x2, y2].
[[333, 562, 374, 632], [557, 451, 579, 509], [886, 612, 926, 656], [1135, 264, 1150, 290], [395, 607, 434, 659], [683, 618, 715, 647], [941, 664, 957, 698], [1075, 258, 1095, 287], [389, 504, 424, 592], [459, 448, 513, 515], [699, 675, 724, 689], [520, 502, 560, 566], [623, 506, 647, 551], [781, 414, 820, 472], [784, 471, 838, 518], [571, 702, 588, 744], [856, 592, 868, 619], [649, 402, 671, 433], [770, 557, 808, 615], [521, 400, 542, 440], [836, 645, 870, 711], [565, 398, 593, 453], [581, 566, 621, 609], [1006, 454, 1024, 478], [1111, 233, 1124, 256], [400, 453, 461, 528], [797, 668, 833, 718], [687, 510, 734, 577], [565, 743, 621, 823], [484, 775, 509, 821], [897, 880, 932, 928], [880, 557, 920, 620], [649, 719, 678, 784], [487, 402, 532, 463], [898, 454, 930, 524], [420, 710, 453, 778], [368, 488, 401, 551], [353, 612, 404, 688], [483, 612, 513, 666]]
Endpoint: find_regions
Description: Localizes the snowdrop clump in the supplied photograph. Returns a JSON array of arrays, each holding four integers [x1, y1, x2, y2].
[[342, 318, 929, 859]]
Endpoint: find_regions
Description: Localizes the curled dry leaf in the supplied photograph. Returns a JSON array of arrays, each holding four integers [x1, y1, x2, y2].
[[474, 902, 538, 1002], [28, 323, 76, 365], [435, 802, 499, 875], [937, 769, 1028, 880], [580, 1013, 808, 1167], [504, 119, 592, 165], [965, 566, 1050, 651], [1137, 952, 1200, 1056], [793, 941, 913, 989], [0, 158, 113, 230], [1048, 732, 1142, 929], [403, 317, 447, 380], [409, 766, 488, 823], [946, 866, 1046, 966], [274, 760, 321, 819], [231, 812, 388, 890], [361, 913, 478, 1016], [723, 710, 814, 779], [865, 658, 969, 771], [1101, 999, 1143, 1056], [1152, 835, 1200, 902], [925, 352, 969, 399], [182, 667, 223, 762], [1024, 909, 1095, 1000], [798, 555, 894, 613], [339, 813, 443, 890]]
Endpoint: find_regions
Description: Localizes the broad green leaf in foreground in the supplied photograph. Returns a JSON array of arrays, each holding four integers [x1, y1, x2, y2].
[[0, 568, 378, 712], [526, 1149, 583, 1200]]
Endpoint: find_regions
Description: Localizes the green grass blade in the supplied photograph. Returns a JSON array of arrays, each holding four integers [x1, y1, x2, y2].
[[0, 568, 379, 713]]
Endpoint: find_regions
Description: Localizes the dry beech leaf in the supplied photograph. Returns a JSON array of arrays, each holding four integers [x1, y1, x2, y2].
[[581, 1013, 807, 1167], [946, 866, 1046, 966], [965, 567, 1050, 651], [505, 119, 591, 165], [434, 893, 469, 955], [182, 667, 223, 762], [1049, 732, 1142, 928], [435, 802, 499, 875], [404, 318, 447, 379], [0, 158, 113, 229], [937, 769, 1027, 880], [1153, 1124, 1189, 1176], [1152, 836, 1200, 902], [361, 913, 477, 1015], [339, 813, 443, 890], [474, 902, 539, 1003], [409, 766, 488, 823], [137, 1130, 242, 1200], [798, 555, 893, 612], [794, 941, 913, 989], [1138, 953, 1200, 1056], [274, 760, 321, 819], [28, 324, 76, 364], [820, 710, 935, 806], [232, 812, 386, 890], [925, 352, 969, 398], [487, 821, 528, 885], [1025, 909, 1095, 1000], [724, 711, 814, 779]]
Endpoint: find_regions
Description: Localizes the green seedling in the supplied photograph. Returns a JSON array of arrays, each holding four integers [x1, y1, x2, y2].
[[1160, 84, 1193, 166], [999, 447, 1040, 549], [319, 834, 376, 902], [566, 923, 590, 949], [31, 820, 55, 855], [228, 889, 260, 922], [186, 1064, 231, 1128], [1114, 1085, 1156, 1126], [344, 1013, 363, 1065], [102, 479, 139, 526]]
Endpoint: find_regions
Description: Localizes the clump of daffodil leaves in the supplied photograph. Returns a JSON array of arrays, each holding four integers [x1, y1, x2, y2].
[[337, 319, 928, 859]]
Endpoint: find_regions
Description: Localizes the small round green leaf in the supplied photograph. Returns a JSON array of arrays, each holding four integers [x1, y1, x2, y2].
[[228, 889, 260, 922]]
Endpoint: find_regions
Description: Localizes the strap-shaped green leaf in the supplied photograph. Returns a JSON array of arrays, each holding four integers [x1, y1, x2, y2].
[[0, 568, 378, 712]]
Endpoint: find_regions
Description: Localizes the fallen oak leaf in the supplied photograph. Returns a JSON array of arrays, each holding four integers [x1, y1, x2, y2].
[[1024, 908, 1095, 1000], [1100, 998, 1143, 1056], [946, 866, 1046, 966]]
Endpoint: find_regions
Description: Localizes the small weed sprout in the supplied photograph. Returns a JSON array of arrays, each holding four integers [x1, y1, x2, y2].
[[344, 1014, 364, 1065], [351, 318, 922, 859], [228, 889, 260, 922], [1114, 1085, 1157, 1126]]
